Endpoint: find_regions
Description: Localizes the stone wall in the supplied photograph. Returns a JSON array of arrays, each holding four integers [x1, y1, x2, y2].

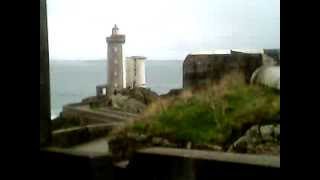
[[183, 51, 263, 88]]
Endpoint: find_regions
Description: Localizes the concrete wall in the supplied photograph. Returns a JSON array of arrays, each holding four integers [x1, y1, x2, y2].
[[40, 148, 114, 180], [126, 147, 280, 179], [183, 51, 263, 88], [41, 146, 279, 180]]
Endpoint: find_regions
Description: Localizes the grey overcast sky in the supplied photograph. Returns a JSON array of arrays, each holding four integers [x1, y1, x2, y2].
[[47, 0, 280, 60]]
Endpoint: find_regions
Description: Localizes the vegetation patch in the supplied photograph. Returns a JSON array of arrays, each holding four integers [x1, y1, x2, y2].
[[108, 72, 280, 161]]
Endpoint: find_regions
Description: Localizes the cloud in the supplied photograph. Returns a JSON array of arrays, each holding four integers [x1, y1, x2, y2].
[[47, 0, 280, 60]]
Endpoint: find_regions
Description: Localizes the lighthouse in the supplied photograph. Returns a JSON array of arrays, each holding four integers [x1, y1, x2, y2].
[[106, 24, 126, 94]]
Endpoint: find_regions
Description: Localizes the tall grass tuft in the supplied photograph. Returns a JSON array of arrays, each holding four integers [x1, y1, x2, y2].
[[110, 72, 280, 148]]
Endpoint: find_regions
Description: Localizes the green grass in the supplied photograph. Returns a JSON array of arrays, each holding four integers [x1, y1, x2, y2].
[[111, 72, 280, 148]]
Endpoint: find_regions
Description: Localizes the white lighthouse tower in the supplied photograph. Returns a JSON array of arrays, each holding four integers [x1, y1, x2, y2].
[[126, 56, 147, 88], [106, 24, 126, 94]]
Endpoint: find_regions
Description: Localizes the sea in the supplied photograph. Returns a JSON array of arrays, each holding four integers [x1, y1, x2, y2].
[[49, 60, 183, 119]]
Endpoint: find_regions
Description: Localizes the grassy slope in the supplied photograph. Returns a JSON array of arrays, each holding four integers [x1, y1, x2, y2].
[[110, 72, 280, 149]]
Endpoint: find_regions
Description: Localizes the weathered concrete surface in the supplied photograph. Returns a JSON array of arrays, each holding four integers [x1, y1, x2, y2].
[[41, 144, 279, 179], [40, 0, 51, 146], [137, 147, 280, 168], [40, 147, 114, 180], [52, 123, 115, 147], [61, 103, 138, 125], [126, 147, 279, 179], [183, 51, 263, 88], [71, 138, 109, 155]]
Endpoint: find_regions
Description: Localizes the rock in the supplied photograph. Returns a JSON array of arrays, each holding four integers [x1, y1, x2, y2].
[[127, 132, 139, 139], [207, 144, 223, 151], [136, 134, 148, 142], [82, 96, 99, 103], [250, 137, 261, 145], [122, 98, 147, 113], [138, 88, 160, 104], [274, 124, 280, 140], [260, 125, 274, 141], [229, 124, 280, 155], [158, 139, 177, 148], [152, 137, 163, 145], [81, 87, 158, 114], [110, 94, 147, 113], [161, 88, 183, 98], [193, 144, 222, 151], [110, 94, 129, 109], [230, 136, 249, 153], [255, 143, 280, 155], [245, 125, 260, 137], [162, 139, 170, 145], [186, 141, 192, 149], [119, 87, 159, 105], [246, 144, 256, 153], [227, 146, 233, 152]]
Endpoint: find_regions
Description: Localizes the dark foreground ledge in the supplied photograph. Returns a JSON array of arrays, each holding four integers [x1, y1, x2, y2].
[[40, 146, 280, 180], [138, 147, 280, 168], [40, 147, 114, 180], [125, 147, 280, 179]]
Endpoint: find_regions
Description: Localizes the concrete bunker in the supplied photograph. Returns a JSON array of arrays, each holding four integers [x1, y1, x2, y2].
[[183, 50, 263, 89]]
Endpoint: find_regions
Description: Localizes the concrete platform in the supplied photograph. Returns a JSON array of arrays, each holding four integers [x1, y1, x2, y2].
[[51, 123, 115, 147], [138, 147, 280, 168], [41, 144, 113, 180], [62, 103, 138, 125], [70, 138, 109, 155], [126, 147, 280, 179]]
